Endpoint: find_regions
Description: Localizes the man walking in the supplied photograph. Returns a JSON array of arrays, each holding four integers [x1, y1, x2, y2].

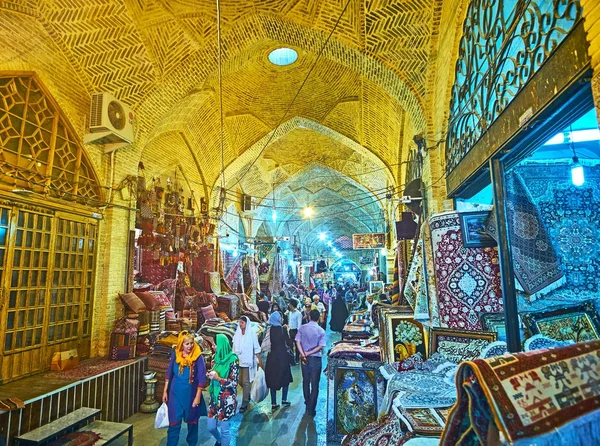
[[287, 299, 302, 363], [295, 309, 326, 417]]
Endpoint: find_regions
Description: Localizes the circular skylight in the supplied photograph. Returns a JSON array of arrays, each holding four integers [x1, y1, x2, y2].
[[268, 47, 298, 66]]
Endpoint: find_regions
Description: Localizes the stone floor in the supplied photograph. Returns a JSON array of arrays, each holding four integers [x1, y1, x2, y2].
[[114, 328, 340, 446]]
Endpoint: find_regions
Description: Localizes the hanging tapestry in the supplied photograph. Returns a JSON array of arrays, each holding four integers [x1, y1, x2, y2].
[[327, 358, 386, 444], [224, 256, 242, 293], [429, 212, 503, 330], [516, 165, 600, 294], [404, 226, 429, 321], [485, 172, 565, 298], [441, 340, 600, 446], [209, 271, 222, 295]]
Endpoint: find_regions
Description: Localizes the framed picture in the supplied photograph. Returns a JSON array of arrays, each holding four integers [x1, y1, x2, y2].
[[521, 301, 600, 343], [369, 281, 384, 295], [459, 211, 496, 248], [430, 328, 497, 363], [326, 358, 385, 443], [479, 312, 525, 343], [396, 407, 446, 435], [352, 233, 385, 249], [379, 309, 427, 363]]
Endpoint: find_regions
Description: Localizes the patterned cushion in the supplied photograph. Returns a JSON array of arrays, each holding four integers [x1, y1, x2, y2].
[[119, 292, 147, 313], [135, 291, 162, 310], [201, 305, 217, 321]]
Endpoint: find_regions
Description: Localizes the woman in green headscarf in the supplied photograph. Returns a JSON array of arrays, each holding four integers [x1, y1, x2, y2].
[[207, 334, 239, 446]]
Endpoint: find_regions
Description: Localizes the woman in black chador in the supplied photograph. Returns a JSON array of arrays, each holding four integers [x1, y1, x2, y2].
[[329, 293, 349, 332]]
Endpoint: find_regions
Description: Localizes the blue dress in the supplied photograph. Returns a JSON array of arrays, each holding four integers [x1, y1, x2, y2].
[[166, 352, 207, 425]]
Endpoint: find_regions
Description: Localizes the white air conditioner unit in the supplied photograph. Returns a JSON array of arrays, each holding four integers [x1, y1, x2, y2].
[[84, 92, 135, 147]]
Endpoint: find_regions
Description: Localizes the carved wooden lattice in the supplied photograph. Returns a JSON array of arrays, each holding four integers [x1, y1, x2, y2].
[[0, 73, 103, 204]]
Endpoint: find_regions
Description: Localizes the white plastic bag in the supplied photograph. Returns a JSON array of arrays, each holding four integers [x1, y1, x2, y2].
[[250, 366, 268, 403], [155, 402, 169, 429]]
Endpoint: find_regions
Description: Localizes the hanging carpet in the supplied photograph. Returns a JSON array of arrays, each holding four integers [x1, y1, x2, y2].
[[440, 340, 600, 446], [485, 172, 565, 298], [429, 213, 502, 330]]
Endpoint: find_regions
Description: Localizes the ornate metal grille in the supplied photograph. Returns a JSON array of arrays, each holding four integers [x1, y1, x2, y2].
[[0, 74, 103, 204], [445, 0, 582, 172]]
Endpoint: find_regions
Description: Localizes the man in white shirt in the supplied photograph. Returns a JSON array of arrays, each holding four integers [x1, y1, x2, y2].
[[287, 299, 303, 364]]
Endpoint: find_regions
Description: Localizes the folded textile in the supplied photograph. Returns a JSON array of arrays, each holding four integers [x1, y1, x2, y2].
[[328, 342, 381, 361], [341, 412, 415, 446], [441, 339, 600, 446], [379, 369, 456, 418]]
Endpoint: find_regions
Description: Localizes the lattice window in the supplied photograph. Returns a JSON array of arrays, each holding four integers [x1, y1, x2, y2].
[[3, 208, 97, 354], [445, 0, 582, 173], [5, 210, 52, 352], [0, 73, 103, 204]]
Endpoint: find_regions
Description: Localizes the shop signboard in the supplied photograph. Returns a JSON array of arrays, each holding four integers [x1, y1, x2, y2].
[[352, 233, 385, 250]]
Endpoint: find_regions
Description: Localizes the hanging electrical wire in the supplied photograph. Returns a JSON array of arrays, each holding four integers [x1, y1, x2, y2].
[[216, 0, 226, 217]]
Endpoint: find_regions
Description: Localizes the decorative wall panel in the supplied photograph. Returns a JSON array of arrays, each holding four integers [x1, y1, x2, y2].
[[446, 0, 582, 172]]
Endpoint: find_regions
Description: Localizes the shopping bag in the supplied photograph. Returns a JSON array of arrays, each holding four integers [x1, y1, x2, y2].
[[155, 402, 169, 429], [250, 366, 268, 403], [50, 349, 79, 371]]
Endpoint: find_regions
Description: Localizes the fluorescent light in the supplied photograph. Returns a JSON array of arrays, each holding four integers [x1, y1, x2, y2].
[[544, 133, 564, 145], [571, 129, 600, 143]]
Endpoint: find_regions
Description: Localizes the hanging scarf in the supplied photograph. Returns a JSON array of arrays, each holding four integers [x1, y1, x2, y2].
[[175, 331, 201, 380], [209, 334, 238, 402], [268, 311, 282, 327]]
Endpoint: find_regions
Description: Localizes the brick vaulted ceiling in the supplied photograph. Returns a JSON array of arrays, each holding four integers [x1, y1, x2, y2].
[[0, 0, 447, 234]]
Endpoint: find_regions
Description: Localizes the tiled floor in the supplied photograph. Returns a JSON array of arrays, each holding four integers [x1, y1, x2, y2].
[[117, 329, 340, 445]]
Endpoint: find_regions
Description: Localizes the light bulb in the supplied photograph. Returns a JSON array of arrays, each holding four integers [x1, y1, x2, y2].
[[319, 232, 326, 241], [571, 156, 585, 186], [302, 206, 314, 218], [271, 209, 277, 222]]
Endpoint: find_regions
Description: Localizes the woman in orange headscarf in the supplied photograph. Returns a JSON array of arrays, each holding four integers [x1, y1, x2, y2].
[[162, 331, 207, 446]]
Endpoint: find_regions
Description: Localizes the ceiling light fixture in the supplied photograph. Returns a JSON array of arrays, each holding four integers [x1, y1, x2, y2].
[[319, 232, 326, 241], [302, 206, 314, 219], [268, 47, 298, 66]]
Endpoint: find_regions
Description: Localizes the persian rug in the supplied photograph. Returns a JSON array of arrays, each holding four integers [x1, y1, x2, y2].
[[485, 172, 565, 298], [328, 342, 381, 361], [516, 164, 600, 294], [48, 431, 101, 446], [341, 413, 415, 446], [440, 340, 600, 446], [429, 212, 503, 330], [404, 226, 430, 322], [43, 358, 137, 380]]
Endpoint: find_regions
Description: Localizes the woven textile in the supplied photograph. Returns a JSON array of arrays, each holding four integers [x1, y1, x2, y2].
[[404, 226, 429, 322], [341, 413, 414, 446], [517, 165, 600, 294], [429, 212, 502, 330], [43, 358, 137, 380], [485, 172, 565, 298], [441, 340, 600, 446]]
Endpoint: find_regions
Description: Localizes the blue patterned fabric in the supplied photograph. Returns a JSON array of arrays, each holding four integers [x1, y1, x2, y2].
[[517, 165, 600, 294]]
